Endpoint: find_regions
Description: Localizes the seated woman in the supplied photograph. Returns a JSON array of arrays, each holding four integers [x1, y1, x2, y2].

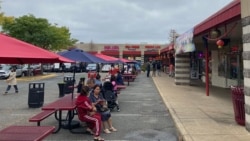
[[75, 86, 104, 141], [89, 84, 117, 134]]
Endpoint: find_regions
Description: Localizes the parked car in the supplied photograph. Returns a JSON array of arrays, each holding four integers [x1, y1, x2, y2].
[[63, 63, 72, 72], [52, 63, 60, 72], [86, 63, 97, 72], [0, 64, 11, 79], [42, 64, 54, 72], [12, 65, 26, 77], [22, 64, 42, 76], [101, 64, 111, 72], [0, 64, 25, 79]]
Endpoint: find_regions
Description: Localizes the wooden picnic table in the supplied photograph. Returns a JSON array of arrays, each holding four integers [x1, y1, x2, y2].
[[0, 125, 55, 141], [42, 94, 77, 133]]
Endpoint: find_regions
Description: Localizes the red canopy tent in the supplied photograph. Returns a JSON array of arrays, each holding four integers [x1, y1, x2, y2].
[[94, 53, 119, 62], [94, 53, 137, 64], [119, 58, 137, 63], [0, 34, 74, 64]]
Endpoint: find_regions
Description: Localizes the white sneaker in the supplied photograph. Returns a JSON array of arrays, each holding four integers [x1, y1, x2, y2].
[[103, 128, 111, 134], [109, 127, 117, 132]]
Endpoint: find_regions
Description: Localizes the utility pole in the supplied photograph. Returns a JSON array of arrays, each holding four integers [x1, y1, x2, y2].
[[169, 29, 178, 44]]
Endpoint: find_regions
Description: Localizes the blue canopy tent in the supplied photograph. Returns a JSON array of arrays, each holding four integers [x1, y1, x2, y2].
[[58, 48, 108, 63], [58, 48, 108, 98]]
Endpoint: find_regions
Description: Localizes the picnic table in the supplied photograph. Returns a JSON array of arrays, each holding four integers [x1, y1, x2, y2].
[[122, 74, 136, 86], [0, 125, 55, 141], [116, 85, 126, 90], [41, 94, 77, 133]]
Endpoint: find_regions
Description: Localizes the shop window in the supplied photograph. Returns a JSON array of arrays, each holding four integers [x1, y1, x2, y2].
[[217, 51, 243, 79]]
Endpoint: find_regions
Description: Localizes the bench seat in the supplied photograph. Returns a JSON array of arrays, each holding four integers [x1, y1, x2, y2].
[[29, 109, 56, 126]]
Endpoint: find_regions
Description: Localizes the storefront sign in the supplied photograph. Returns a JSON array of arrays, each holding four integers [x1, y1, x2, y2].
[[104, 45, 119, 51], [175, 28, 195, 54], [125, 45, 140, 50]]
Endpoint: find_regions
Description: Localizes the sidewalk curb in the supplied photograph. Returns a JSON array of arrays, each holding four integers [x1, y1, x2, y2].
[[17, 73, 57, 82], [153, 77, 192, 141]]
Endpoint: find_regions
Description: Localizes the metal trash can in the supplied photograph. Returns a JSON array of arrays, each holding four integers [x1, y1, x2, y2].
[[28, 82, 45, 108], [63, 76, 74, 94], [58, 83, 65, 98], [231, 86, 245, 126]]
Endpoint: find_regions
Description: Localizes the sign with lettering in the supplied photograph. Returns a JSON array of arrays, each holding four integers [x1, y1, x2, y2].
[[104, 45, 119, 51], [125, 45, 140, 50], [175, 28, 195, 55]]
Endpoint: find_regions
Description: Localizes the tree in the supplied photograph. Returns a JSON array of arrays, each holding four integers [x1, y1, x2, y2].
[[1, 14, 77, 50]]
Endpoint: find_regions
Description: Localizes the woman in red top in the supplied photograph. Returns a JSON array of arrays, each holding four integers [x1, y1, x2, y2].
[[75, 86, 104, 141]]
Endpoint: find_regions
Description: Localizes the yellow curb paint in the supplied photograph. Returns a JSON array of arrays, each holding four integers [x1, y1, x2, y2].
[[17, 73, 57, 82]]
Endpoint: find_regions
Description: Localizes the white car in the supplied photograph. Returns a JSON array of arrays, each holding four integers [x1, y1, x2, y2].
[[0, 64, 11, 79], [86, 63, 97, 72], [101, 64, 111, 72]]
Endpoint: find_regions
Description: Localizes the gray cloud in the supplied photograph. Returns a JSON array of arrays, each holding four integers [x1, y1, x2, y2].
[[1, 0, 233, 44]]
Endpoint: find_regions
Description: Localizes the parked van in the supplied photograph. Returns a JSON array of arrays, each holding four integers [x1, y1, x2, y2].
[[53, 63, 60, 72]]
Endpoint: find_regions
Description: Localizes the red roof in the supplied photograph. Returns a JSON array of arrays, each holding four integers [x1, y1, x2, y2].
[[160, 44, 174, 53], [194, 0, 240, 35], [101, 50, 119, 56], [94, 53, 119, 62]]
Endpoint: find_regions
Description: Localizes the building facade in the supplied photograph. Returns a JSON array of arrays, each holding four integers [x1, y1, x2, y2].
[[75, 43, 166, 64]]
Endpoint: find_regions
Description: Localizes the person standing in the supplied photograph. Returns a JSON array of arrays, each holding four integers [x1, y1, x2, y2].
[[152, 61, 157, 77], [146, 61, 151, 77], [4, 67, 18, 95], [157, 61, 161, 76]]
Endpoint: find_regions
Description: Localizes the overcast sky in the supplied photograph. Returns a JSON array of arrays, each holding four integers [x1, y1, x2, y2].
[[1, 0, 233, 44]]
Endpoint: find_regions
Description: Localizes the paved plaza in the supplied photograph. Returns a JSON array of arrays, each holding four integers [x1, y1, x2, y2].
[[0, 72, 178, 141]]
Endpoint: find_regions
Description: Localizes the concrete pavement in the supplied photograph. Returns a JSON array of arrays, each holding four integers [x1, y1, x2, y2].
[[2, 72, 250, 140], [152, 73, 250, 141], [0, 72, 178, 141]]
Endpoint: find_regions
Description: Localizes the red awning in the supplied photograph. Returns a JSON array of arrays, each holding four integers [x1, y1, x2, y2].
[[123, 51, 141, 55], [160, 44, 174, 53], [144, 51, 158, 55], [101, 51, 119, 56], [194, 0, 240, 35]]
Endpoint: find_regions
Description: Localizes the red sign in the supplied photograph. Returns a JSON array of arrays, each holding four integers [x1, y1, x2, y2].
[[104, 45, 119, 51], [125, 45, 140, 50]]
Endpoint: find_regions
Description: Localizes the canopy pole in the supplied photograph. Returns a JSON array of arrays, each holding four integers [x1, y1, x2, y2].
[[71, 63, 76, 99], [202, 35, 209, 96]]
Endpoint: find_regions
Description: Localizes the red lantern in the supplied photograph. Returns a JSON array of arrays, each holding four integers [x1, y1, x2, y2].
[[216, 40, 224, 48]]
